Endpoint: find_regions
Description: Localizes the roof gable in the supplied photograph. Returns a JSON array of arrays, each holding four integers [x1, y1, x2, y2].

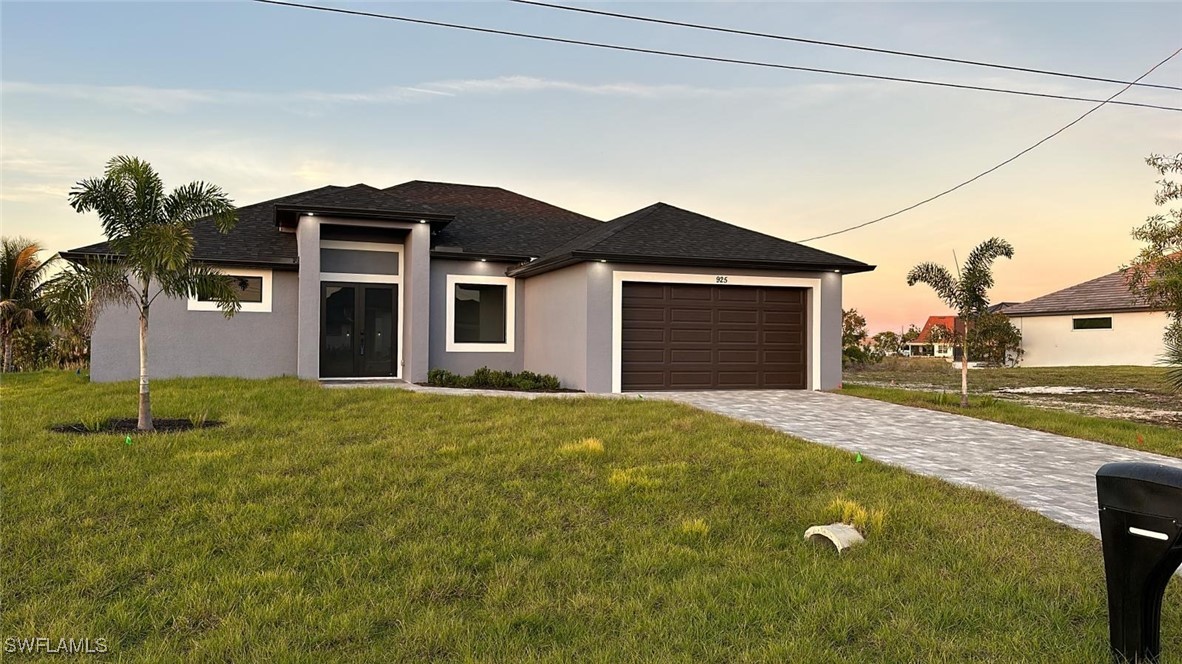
[[512, 202, 873, 276], [384, 181, 601, 259]]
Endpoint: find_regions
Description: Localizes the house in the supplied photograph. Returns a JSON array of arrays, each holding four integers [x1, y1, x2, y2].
[[905, 315, 964, 358], [1005, 268, 1169, 367], [62, 182, 874, 392]]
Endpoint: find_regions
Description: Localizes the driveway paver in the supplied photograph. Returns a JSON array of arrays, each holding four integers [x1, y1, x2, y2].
[[650, 389, 1182, 537]]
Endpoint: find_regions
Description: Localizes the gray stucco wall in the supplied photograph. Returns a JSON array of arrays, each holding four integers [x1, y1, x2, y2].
[[522, 263, 590, 389], [429, 259, 525, 375], [90, 270, 299, 382], [577, 263, 846, 393]]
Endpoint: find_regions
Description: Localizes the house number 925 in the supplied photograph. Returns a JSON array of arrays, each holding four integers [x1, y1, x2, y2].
[[715, 276, 728, 284]]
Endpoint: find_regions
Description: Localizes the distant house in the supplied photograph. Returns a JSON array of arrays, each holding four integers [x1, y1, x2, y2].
[[1005, 269, 1169, 367], [905, 315, 964, 358]]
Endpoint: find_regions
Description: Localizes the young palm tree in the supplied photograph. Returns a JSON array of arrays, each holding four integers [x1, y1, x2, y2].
[[907, 238, 1015, 407], [68, 156, 242, 431], [0, 237, 54, 372]]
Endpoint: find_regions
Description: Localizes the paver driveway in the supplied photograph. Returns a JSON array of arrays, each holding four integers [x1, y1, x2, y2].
[[651, 389, 1182, 537]]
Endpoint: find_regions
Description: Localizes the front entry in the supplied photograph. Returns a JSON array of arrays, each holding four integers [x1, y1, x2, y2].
[[320, 283, 398, 378]]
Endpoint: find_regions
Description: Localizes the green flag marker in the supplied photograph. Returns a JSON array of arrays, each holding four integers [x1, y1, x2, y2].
[[855, 452, 863, 463], [125, 435, 132, 446]]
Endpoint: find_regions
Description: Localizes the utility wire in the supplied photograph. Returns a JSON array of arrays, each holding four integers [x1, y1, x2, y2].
[[250, 0, 1182, 112], [511, 0, 1182, 93], [797, 47, 1182, 243]]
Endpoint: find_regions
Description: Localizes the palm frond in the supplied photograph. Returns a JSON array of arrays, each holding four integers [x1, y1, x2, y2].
[[124, 224, 196, 275], [155, 263, 242, 318], [906, 262, 959, 309], [164, 182, 237, 232], [961, 238, 1015, 314], [1160, 334, 1182, 392]]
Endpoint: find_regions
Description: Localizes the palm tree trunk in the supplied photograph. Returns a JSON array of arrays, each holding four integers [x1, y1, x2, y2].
[[1, 336, 10, 373], [960, 322, 970, 408], [137, 289, 153, 432]]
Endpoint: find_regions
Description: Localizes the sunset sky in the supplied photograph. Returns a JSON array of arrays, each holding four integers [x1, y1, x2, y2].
[[3, 1, 1180, 333]]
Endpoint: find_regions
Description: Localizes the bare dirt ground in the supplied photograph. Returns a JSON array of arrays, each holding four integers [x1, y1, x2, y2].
[[845, 359, 1181, 429]]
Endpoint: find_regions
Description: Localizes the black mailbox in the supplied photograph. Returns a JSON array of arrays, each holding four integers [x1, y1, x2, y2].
[[1096, 462, 1182, 663]]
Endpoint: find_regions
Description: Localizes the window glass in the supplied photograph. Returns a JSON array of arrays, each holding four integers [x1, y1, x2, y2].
[[454, 283, 507, 343], [198, 275, 264, 303], [1072, 317, 1112, 330]]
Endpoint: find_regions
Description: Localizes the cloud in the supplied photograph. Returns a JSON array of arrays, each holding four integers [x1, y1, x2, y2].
[[0, 75, 872, 114]]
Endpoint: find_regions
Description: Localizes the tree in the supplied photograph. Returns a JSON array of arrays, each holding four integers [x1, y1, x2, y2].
[[871, 330, 901, 356], [842, 308, 870, 366], [967, 311, 1023, 366], [901, 324, 921, 344], [907, 238, 1015, 407], [68, 156, 242, 431], [1125, 153, 1182, 389], [0, 237, 54, 372]]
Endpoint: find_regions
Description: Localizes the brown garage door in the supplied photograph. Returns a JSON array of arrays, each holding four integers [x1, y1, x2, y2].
[[621, 282, 807, 391]]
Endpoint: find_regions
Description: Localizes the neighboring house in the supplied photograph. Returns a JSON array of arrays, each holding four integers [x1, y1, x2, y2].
[[63, 181, 873, 392], [1005, 268, 1169, 367], [905, 315, 964, 359]]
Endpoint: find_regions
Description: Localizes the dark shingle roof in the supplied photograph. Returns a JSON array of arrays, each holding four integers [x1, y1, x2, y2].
[[383, 181, 601, 258], [63, 184, 443, 267], [510, 202, 874, 277], [1005, 269, 1156, 316]]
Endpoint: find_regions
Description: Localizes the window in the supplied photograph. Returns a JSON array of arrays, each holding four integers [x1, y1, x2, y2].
[[197, 275, 263, 303], [445, 274, 515, 352], [188, 269, 272, 313], [1073, 317, 1112, 330]]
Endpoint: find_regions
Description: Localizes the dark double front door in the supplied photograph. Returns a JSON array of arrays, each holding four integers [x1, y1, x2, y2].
[[320, 283, 397, 378]]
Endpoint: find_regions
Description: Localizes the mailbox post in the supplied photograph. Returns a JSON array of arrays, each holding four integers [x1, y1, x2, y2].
[[1096, 462, 1182, 663]]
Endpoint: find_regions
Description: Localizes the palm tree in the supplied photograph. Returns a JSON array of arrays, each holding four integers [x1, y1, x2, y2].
[[0, 237, 54, 372], [68, 156, 243, 431], [906, 238, 1015, 407]]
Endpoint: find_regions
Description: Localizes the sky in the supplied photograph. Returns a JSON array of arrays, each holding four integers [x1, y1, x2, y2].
[[2, 1, 1180, 333]]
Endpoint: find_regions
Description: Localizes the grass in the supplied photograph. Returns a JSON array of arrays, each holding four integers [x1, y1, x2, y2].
[[840, 384, 1182, 458], [845, 357, 1175, 393], [4, 371, 1181, 662]]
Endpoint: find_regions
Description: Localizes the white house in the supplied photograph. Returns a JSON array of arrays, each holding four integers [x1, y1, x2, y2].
[[1006, 268, 1169, 367]]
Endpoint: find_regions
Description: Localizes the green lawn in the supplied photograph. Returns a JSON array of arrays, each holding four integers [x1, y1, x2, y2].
[[845, 357, 1175, 393], [3, 372, 1180, 662], [839, 384, 1182, 459]]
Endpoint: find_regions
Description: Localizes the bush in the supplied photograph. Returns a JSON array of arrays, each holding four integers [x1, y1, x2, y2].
[[425, 367, 563, 391]]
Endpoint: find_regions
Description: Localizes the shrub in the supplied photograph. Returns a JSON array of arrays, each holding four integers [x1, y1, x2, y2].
[[425, 367, 563, 391]]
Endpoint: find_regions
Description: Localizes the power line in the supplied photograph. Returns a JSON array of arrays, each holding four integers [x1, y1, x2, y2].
[[511, 0, 1182, 93], [797, 47, 1182, 244], [250, 0, 1182, 112]]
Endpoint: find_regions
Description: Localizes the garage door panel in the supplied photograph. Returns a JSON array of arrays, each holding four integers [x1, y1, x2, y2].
[[669, 371, 713, 387], [718, 349, 759, 364], [623, 328, 667, 344], [621, 282, 807, 391], [670, 285, 713, 301], [670, 349, 712, 363], [623, 349, 666, 363], [763, 310, 805, 325], [718, 309, 759, 324], [717, 288, 758, 302], [670, 328, 713, 343], [718, 329, 758, 344], [671, 308, 714, 323]]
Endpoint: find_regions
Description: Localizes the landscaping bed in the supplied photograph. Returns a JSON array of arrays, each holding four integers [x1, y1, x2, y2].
[[3, 372, 1180, 661], [51, 418, 224, 435]]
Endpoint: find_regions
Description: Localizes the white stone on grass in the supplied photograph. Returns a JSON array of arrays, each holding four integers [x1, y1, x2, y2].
[[805, 523, 865, 553]]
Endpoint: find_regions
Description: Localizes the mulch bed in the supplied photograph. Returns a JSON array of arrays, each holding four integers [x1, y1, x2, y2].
[[51, 418, 224, 434], [417, 383, 584, 393]]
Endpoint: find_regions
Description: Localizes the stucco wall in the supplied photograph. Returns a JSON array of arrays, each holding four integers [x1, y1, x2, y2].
[[522, 263, 590, 389], [429, 259, 525, 375], [1013, 311, 1169, 367], [90, 270, 299, 382]]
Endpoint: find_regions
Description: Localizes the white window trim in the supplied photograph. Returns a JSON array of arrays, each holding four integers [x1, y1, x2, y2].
[[187, 267, 273, 313], [446, 274, 516, 353], [610, 270, 823, 393]]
